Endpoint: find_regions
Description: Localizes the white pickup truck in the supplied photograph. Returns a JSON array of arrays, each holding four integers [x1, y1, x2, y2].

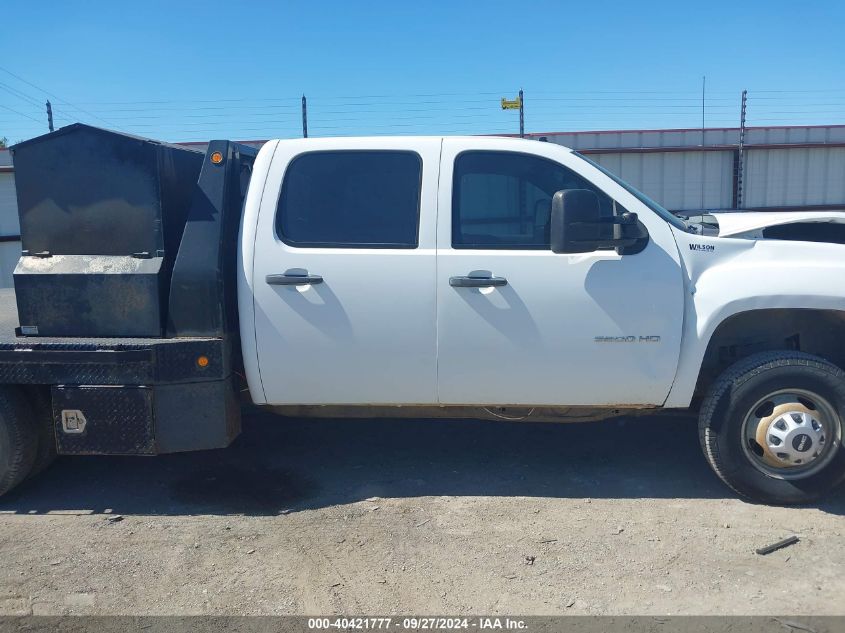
[[2, 125, 845, 505]]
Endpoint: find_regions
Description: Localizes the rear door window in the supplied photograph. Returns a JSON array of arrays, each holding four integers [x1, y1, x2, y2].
[[277, 150, 422, 248]]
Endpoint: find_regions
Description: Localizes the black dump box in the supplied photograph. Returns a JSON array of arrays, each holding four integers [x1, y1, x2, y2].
[[1, 126, 258, 455]]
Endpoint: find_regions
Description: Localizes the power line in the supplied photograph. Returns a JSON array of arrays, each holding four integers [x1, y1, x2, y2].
[[71, 92, 510, 105], [76, 98, 743, 113], [0, 103, 43, 124], [3, 83, 845, 143], [0, 65, 119, 130], [0, 81, 44, 109], [749, 88, 845, 94]]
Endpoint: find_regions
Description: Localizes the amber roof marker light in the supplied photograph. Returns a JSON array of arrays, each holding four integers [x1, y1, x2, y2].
[[210, 151, 224, 165]]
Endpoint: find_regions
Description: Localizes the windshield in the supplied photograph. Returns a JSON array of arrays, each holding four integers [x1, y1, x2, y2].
[[572, 152, 689, 231]]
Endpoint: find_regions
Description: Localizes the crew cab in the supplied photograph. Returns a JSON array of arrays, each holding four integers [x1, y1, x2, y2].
[[1, 124, 844, 505]]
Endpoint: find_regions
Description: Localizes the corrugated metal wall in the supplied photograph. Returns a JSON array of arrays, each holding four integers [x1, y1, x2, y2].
[[743, 147, 845, 208], [538, 128, 741, 150], [533, 124, 845, 212], [0, 173, 19, 238], [0, 242, 19, 286], [537, 124, 845, 151], [589, 150, 734, 211], [0, 169, 19, 288]]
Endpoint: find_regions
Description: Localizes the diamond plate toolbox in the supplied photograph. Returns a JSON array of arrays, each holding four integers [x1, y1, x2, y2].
[[51, 385, 156, 455]]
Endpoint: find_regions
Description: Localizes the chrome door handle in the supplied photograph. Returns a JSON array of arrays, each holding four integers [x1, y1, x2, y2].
[[266, 273, 324, 286], [449, 276, 507, 288]]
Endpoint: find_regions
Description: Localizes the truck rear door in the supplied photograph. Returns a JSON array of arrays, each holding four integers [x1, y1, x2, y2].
[[250, 138, 440, 405]]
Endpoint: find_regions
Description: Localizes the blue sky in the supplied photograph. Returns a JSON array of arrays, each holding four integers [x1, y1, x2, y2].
[[2, 0, 844, 143]]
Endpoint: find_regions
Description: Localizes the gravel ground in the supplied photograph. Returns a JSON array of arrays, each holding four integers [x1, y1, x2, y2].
[[0, 410, 843, 616]]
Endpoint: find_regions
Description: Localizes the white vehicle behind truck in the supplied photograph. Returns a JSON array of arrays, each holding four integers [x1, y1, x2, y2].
[[2, 124, 845, 504]]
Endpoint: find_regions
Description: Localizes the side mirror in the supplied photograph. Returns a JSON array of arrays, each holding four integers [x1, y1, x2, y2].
[[550, 189, 648, 255], [550, 189, 604, 254]]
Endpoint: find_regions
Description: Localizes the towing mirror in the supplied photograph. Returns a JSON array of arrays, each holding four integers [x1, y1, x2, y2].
[[550, 189, 604, 254], [550, 189, 649, 255]]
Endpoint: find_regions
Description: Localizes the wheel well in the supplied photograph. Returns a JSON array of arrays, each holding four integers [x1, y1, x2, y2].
[[695, 309, 845, 400]]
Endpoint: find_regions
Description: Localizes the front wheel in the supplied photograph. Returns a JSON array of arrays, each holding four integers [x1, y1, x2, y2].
[[699, 351, 845, 504]]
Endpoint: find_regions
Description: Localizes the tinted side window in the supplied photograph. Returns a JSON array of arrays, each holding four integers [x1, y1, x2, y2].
[[277, 151, 421, 248], [452, 151, 617, 249]]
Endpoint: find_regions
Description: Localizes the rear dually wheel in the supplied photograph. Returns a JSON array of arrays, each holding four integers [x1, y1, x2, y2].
[[0, 386, 38, 497]]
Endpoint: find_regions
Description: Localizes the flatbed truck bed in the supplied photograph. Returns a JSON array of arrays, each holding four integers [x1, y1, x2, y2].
[[0, 287, 230, 387]]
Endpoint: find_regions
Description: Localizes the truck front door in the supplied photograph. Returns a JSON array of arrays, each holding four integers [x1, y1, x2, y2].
[[251, 139, 440, 405], [436, 139, 685, 406]]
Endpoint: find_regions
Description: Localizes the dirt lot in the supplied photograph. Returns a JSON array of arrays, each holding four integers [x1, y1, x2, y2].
[[0, 410, 843, 616]]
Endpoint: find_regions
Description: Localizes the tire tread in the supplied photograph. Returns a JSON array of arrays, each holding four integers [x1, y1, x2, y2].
[[0, 386, 38, 497], [699, 351, 845, 503], [26, 387, 57, 479]]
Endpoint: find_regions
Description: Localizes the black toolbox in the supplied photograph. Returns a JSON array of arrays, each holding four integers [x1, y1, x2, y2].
[[11, 124, 203, 337]]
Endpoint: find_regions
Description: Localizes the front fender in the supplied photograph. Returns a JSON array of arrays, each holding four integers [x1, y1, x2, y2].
[[664, 230, 845, 408]]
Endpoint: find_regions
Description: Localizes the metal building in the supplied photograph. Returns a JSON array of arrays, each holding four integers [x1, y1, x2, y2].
[[0, 151, 21, 286], [527, 124, 845, 212], [0, 124, 843, 288]]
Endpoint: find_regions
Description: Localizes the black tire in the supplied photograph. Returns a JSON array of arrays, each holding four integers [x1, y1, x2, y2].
[[24, 387, 57, 479], [699, 351, 845, 504], [0, 386, 38, 497]]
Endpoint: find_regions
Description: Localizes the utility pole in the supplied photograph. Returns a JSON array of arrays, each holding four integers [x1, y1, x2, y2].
[[500, 91, 524, 137], [519, 88, 524, 138], [736, 89, 748, 209], [46, 100, 54, 132], [700, 76, 706, 209], [301, 94, 308, 138]]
